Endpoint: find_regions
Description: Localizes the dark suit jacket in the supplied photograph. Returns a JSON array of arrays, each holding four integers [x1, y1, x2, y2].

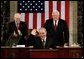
[[27, 34, 55, 49], [44, 18, 69, 46], [6, 21, 28, 45]]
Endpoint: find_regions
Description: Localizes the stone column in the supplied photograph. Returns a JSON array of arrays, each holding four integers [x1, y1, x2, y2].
[[72, 1, 78, 44], [10, 1, 17, 21], [69, 1, 78, 46]]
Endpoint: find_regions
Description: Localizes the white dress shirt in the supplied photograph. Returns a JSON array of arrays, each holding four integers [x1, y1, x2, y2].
[[53, 20, 59, 26], [42, 37, 46, 46]]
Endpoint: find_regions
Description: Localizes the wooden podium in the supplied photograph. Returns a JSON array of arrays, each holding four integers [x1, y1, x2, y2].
[[1, 46, 83, 58]]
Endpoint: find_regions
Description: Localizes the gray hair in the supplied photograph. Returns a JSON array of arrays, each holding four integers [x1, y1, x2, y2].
[[39, 27, 47, 33], [52, 10, 60, 15]]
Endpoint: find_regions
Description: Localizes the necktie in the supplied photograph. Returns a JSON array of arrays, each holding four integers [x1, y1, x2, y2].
[[54, 20, 57, 30], [16, 23, 20, 35], [16, 23, 20, 30], [42, 39, 45, 48]]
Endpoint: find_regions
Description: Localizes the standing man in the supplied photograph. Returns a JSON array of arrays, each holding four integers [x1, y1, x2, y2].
[[44, 10, 69, 47], [5, 13, 28, 46]]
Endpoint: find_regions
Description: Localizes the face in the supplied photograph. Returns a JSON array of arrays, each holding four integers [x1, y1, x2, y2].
[[39, 28, 47, 39], [14, 13, 21, 23], [52, 11, 60, 20]]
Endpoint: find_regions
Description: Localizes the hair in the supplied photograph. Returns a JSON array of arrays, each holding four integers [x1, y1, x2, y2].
[[14, 13, 21, 18], [52, 10, 60, 15], [39, 27, 47, 33]]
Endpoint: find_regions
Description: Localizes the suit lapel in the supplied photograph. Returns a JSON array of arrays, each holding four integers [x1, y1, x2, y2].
[[56, 20, 62, 32], [51, 20, 55, 31], [36, 38, 43, 48], [12, 22, 17, 32], [45, 37, 49, 48], [13, 22, 20, 34], [19, 22, 21, 30]]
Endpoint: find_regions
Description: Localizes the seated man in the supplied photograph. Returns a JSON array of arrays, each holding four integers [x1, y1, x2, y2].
[[26, 27, 55, 49]]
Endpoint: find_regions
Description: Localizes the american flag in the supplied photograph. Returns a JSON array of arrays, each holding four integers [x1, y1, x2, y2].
[[18, 1, 69, 30]]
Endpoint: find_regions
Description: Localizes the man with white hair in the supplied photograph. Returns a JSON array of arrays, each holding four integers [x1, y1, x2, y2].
[[5, 13, 28, 46], [44, 10, 69, 47]]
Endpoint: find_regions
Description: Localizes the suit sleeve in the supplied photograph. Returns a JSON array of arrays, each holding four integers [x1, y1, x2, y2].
[[26, 34, 35, 46], [44, 20, 48, 30], [22, 22, 28, 36], [44, 20, 52, 37], [63, 21, 69, 43], [7, 23, 13, 40]]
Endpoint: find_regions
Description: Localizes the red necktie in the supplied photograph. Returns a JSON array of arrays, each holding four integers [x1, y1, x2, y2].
[[16, 23, 20, 30], [54, 20, 57, 31]]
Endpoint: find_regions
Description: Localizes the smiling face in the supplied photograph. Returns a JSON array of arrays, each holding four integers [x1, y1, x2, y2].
[[39, 28, 47, 39], [52, 10, 60, 20], [14, 13, 21, 23]]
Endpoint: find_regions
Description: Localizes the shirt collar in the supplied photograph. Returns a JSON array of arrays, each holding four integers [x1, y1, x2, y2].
[[42, 36, 46, 42], [53, 20, 59, 26]]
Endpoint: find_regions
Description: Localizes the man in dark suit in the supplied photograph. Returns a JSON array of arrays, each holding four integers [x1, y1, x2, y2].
[[5, 13, 28, 46], [44, 10, 69, 47], [27, 27, 55, 49]]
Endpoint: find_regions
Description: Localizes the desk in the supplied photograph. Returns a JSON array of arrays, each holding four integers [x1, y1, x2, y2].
[[1, 47, 83, 58]]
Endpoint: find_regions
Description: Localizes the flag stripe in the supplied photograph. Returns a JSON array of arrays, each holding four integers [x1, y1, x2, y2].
[[61, 1, 65, 20], [37, 13, 41, 30], [53, 1, 57, 11], [21, 13, 25, 21], [20, 1, 70, 29], [49, 1, 53, 19], [57, 1, 61, 18], [65, 1, 69, 27], [29, 13, 33, 29], [25, 13, 29, 29], [33, 13, 37, 29], [41, 13, 45, 27], [45, 1, 49, 21]]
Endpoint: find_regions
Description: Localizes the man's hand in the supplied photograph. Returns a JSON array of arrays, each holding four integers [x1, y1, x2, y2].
[[13, 31, 18, 37], [31, 29, 37, 35], [18, 30, 22, 36]]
